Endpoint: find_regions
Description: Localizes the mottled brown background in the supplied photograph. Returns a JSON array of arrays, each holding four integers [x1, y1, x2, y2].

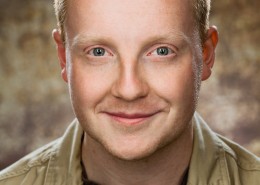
[[0, 0, 259, 170]]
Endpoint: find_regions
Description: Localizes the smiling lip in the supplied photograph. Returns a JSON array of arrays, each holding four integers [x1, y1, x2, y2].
[[104, 112, 158, 125]]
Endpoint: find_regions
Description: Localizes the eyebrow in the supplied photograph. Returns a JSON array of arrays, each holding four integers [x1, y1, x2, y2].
[[159, 29, 192, 45], [69, 34, 115, 50], [141, 30, 192, 51], [69, 29, 193, 51]]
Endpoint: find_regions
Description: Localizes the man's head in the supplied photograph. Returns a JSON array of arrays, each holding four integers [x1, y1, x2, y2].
[[54, 0, 211, 44], [53, 0, 218, 160]]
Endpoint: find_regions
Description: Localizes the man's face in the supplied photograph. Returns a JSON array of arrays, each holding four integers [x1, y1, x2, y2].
[[63, 0, 203, 160]]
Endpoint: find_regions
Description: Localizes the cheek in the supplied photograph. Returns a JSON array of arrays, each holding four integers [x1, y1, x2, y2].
[[68, 62, 115, 109], [146, 62, 196, 103]]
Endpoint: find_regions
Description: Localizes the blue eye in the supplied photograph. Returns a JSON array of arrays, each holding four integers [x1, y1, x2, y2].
[[86, 47, 113, 58], [92, 48, 106, 56], [157, 47, 170, 55], [149, 46, 174, 56]]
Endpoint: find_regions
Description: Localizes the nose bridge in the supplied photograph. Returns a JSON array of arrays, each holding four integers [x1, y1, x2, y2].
[[112, 58, 148, 101]]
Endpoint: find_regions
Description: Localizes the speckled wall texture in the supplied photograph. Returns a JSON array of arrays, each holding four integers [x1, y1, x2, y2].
[[0, 0, 259, 169]]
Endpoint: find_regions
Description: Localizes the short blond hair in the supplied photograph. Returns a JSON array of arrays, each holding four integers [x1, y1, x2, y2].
[[54, 0, 211, 44]]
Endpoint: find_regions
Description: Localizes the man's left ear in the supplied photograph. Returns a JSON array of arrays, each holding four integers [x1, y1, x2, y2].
[[201, 26, 218, 81]]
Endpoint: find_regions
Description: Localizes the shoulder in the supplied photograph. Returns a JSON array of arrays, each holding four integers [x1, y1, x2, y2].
[[0, 138, 60, 185], [218, 134, 260, 184], [192, 113, 260, 184]]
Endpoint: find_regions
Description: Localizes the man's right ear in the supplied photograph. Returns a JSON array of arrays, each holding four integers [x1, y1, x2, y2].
[[52, 29, 68, 82]]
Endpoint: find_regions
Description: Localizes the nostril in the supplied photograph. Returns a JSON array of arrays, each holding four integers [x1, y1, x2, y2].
[[111, 69, 149, 101]]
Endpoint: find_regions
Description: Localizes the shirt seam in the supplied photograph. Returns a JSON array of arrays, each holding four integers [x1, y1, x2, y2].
[[0, 160, 50, 181], [0, 149, 56, 181], [224, 151, 260, 171]]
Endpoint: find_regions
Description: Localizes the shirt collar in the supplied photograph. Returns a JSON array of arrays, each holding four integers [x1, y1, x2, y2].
[[187, 112, 230, 185], [45, 119, 84, 185]]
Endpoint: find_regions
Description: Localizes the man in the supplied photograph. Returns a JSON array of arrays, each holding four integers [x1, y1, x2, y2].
[[0, 0, 259, 184]]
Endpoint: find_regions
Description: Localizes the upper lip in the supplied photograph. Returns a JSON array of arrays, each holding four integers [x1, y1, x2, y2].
[[103, 111, 159, 119]]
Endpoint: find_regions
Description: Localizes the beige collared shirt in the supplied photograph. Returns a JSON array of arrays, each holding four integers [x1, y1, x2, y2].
[[0, 113, 259, 185]]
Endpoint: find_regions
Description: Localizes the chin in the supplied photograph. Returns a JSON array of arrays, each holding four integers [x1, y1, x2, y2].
[[102, 133, 174, 162], [107, 144, 158, 162]]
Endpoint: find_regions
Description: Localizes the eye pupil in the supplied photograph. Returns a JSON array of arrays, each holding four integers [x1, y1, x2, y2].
[[157, 47, 169, 55], [93, 48, 105, 56]]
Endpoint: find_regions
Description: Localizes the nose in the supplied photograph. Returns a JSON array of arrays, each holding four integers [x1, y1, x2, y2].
[[111, 61, 149, 101]]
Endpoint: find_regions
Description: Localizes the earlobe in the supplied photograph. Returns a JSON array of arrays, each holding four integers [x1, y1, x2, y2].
[[52, 29, 68, 82], [201, 26, 218, 81]]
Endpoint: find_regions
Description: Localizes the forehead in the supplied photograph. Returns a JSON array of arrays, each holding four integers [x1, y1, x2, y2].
[[65, 0, 195, 44]]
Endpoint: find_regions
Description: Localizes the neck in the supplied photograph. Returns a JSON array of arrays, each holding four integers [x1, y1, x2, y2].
[[82, 125, 193, 185]]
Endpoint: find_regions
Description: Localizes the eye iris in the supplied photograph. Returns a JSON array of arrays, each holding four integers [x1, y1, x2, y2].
[[93, 48, 105, 56], [157, 47, 169, 55]]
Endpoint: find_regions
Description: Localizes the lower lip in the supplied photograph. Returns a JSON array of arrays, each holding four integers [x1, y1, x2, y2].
[[107, 114, 152, 125]]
